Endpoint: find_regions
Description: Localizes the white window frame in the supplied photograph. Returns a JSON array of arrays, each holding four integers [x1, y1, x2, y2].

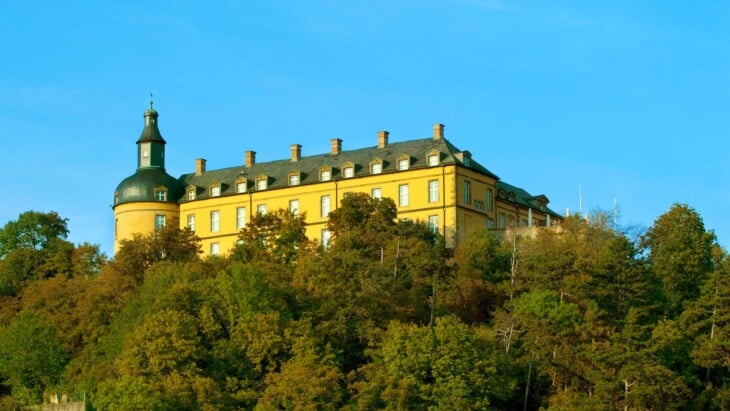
[[187, 214, 196, 231], [210, 242, 220, 256], [188, 189, 196, 201], [236, 181, 246, 193], [464, 181, 471, 204], [236, 207, 246, 229], [371, 187, 382, 199], [398, 158, 409, 170], [320, 169, 332, 182], [210, 185, 221, 197], [321, 229, 331, 248], [321, 195, 331, 218], [428, 215, 439, 233], [399, 184, 409, 206], [428, 180, 439, 203], [256, 178, 267, 190], [289, 199, 300, 216], [257, 204, 267, 215], [154, 214, 166, 230], [289, 174, 300, 186], [427, 154, 439, 166], [487, 189, 494, 211], [343, 166, 354, 178], [371, 162, 382, 174], [210, 211, 220, 232]]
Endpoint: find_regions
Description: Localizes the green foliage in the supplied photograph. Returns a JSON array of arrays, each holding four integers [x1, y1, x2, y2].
[[0, 211, 69, 258], [0, 311, 67, 404]]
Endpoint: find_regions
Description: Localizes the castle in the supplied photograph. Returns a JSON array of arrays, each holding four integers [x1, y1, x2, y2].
[[113, 105, 562, 255]]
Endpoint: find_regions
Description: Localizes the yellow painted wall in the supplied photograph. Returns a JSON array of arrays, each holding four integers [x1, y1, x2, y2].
[[113, 202, 180, 253]]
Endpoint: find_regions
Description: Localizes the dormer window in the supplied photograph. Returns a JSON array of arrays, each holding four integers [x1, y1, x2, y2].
[[210, 184, 221, 197], [397, 155, 410, 171], [288, 172, 300, 186], [235, 179, 247, 193], [256, 176, 268, 190], [320, 168, 332, 182], [342, 162, 355, 178], [427, 152, 440, 166], [370, 160, 382, 174], [154, 188, 167, 201], [188, 189, 196, 201]]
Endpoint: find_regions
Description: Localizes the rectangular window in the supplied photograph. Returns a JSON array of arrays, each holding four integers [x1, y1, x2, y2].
[[211, 186, 221, 197], [210, 242, 220, 256], [321, 195, 331, 218], [428, 180, 439, 203], [289, 174, 300, 186], [289, 199, 300, 215], [155, 189, 166, 201], [256, 179, 267, 190], [187, 214, 196, 231], [236, 207, 246, 229], [399, 184, 409, 206], [257, 204, 267, 215], [343, 167, 354, 178], [321, 229, 331, 248], [210, 211, 220, 232], [486, 189, 494, 211], [428, 154, 439, 166], [371, 163, 382, 174], [371, 187, 382, 199], [464, 181, 471, 204], [398, 158, 409, 170], [188, 189, 196, 200], [320, 169, 331, 181], [487, 219, 494, 229], [428, 215, 439, 234], [498, 212, 505, 229], [236, 182, 246, 193], [474, 200, 485, 210], [155, 214, 166, 230]]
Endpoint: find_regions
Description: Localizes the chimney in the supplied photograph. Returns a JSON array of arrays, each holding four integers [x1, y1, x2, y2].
[[291, 144, 301, 161], [245, 150, 256, 167], [433, 123, 445, 140], [378, 130, 389, 148], [331, 138, 342, 155], [195, 158, 206, 176]]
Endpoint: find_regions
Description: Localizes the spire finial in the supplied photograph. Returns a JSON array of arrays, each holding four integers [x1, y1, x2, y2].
[[149, 93, 154, 109]]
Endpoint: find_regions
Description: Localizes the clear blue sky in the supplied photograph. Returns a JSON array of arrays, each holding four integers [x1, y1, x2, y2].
[[1, 1, 728, 256]]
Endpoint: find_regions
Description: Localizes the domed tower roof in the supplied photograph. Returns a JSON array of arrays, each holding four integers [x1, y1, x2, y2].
[[114, 102, 183, 207]]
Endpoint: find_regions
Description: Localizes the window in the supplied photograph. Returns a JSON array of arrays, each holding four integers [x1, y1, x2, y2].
[[487, 219, 494, 229], [187, 214, 196, 231], [188, 189, 196, 201], [321, 229, 331, 248], [428, 180, 439, 203], [371, 162, 382, 174], [236, 181, 246, 193], [398, 158, 409, 170], [289, 174, 300, 186], [257, 204, 267, 215], [236, 207, 246, 229], [371, 187, 382, 199], [486, 189, 494, 211], [427, 154, 439, 166], [210, 185, 221, 197], [210, 242, 220, 256], [321, 195, 331, 218], [210, 211, 220, 232], [399, 184, 409, 206], [474, 200, 485, 210], [256, 178, 267, 190], [509, 216, 515, 228], [320, 169, 332, 181], [155, 214, 166, 230], [498, 212, 505, 229], [154, 189, 166, 201], [289, 199, 300, 216], [428, 215, 439, 234], [464, 181, 471, 204], [343, 166, 354, 178]]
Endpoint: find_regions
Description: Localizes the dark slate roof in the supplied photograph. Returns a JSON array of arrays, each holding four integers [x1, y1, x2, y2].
[[136, 109, 166, 144], [179, 137, 499, 201], [497, 181, 562, 217], [114, 168, 184, 205]]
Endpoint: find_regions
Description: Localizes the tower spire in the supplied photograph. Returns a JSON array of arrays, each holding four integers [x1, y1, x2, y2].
[[149, 92, 154, 109]]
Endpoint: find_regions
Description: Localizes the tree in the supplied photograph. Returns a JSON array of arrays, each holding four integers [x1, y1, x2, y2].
[[643, 203, 716, 317], [0, 211, 69, 258], [0, 311, 67, 404], [233, 209, 309, 266]]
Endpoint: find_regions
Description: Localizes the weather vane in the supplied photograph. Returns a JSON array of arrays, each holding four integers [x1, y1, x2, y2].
[[149, 93, 154, 109]]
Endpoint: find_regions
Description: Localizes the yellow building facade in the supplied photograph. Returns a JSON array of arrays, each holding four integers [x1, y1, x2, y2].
[[114, 107, 561, 255]]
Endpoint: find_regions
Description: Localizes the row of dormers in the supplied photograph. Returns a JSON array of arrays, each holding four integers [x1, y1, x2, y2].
[[184, 150, 444, 201]]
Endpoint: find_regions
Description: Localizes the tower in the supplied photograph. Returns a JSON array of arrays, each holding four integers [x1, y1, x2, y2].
[[113, 103, 183, 253]]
